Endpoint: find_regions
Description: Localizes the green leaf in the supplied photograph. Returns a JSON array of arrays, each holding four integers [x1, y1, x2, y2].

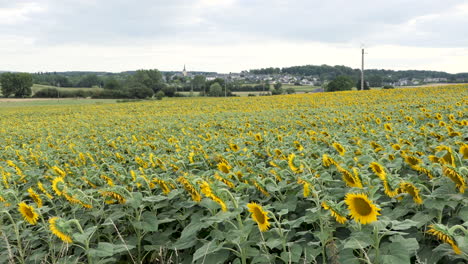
[[192, 242, 224, 262], [343, 232, 373, 249], [390, 219, 419, 230]]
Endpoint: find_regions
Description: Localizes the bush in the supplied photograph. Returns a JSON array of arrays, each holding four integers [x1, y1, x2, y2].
[[286, 88, 296, 94], [33, 88, 60, 98], [155, 91, 165, 100], [383, 85, 394, 89]]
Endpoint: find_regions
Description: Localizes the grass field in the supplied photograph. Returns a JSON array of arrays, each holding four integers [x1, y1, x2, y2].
[[0, 85, 466, 263]]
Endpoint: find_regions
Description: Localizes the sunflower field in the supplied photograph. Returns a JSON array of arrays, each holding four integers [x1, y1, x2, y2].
[[0, 85, 467, 264]]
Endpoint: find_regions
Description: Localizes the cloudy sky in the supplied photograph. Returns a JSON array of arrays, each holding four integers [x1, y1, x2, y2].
[[1, 0, 468, 73]]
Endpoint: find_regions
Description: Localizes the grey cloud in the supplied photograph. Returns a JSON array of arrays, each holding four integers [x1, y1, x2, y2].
[[1, 0, 467, 47]]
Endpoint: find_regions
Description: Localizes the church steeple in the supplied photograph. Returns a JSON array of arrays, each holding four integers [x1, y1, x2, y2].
[[183, 64, 187, 77]]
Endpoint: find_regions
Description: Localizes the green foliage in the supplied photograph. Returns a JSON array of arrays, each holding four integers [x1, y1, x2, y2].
[[383, 85, 394, 89], [155, 90, 165, 100], [104, 78, 122, 90], [192, 75, 206, 91], [208, 82, 223, 97], [126, 82, 154, 99], [77, 74, 102, 88], [132, 69, 165, 93], [0, 72, 33, 97], [327, 75, 354, 92], [286, 88, 296, 94], [356, 79, 370, 90]]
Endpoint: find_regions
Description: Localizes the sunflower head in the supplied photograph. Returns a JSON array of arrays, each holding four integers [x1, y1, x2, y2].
[[399, 182, 423, 204], [247, 202, 270, 232], [345, 193, 380, 224], [332, 142, 346, 156], [460, 144, 468, 159], [369, 162, 386, 180], [18, 202, 39, 225], [427, 224, 461, 255], [229, 143, 240, 152], [49, 217, 73, 244], [442, 167, 466, 193]]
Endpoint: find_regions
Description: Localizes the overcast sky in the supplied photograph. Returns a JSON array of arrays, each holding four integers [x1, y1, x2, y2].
[[1, 0, 468, 73]]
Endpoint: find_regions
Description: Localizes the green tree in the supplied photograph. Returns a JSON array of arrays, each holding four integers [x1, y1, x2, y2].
[[208, 82, 223, 97], [192, 75, 206, 92], [104, 78, 122, 90], [274, 82, 282, 90], [132, 69, 165, 93], [126, 82, 153, 99], [326, 75, 354, 92], [367, 75, 383, 87], [356, 79, 370, 90], [0, 72, 33, 97]]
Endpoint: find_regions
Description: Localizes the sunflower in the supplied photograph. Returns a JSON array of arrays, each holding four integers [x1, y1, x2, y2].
[[297, 179, 311, 197], [49, 217, 73, 244], [435, 145, 456, 167], [460, 144, 468, 159], [200, 181, 227, 211], [322, 154, 337, 168], [217, 162, 231, 174], [383, 123, 393, 132], [404, 155, 422, 168], [247, 202, 270, 232], [442, 167, 466, 193], [288, 153, 304, 173], [177, 176, 202, 202], [399, 182, 423, 204], [322, 202, 347, 224], [427, 224, 461, 255], [369, 162, 386, 180], [338, 167, 363, 188], [254, 133, 263, 142], [18, 202, 39, 225], [28, 188, 43, 208], [383, 180, 399, 198], [345, 193, 380, 224], [332, 142, 346, 156], [51, 177, 65, 196], [101, 191, 127, 204], [391, 143, 400, 151], [229, 143, 240, 152]]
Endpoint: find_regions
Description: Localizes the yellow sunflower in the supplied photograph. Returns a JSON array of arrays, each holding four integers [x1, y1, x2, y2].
[[404, 155, 422, 168], [18, 202, 39, 225], [49, 217, 73, 244], [288, 153, 304, 173], [399, 182, 423, 204], [28, 188, 43, 208], [369, 162, 386, 180], [338, 167, 363, 188], [229, 143, 240, 152], [51, 177, 65, 196], [383, 123, 393, 132], [345, 193, 381, 224], [322, 154, 337, 168], [435, 145, 456, 167], [217, 162, 231, 174], [460, 144, 468, 159], [247, 202, 270, 232], [332, 142, 346, 156], [427, 224, 461, 255], [442, 167, 466, 193], [322, 202, 347, 224]]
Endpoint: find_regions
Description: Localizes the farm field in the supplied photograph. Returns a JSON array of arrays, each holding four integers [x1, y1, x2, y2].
[[0, 85, 467, 263]]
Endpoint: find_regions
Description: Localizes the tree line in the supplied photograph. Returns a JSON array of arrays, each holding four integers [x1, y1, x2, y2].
[[250, 65, 468, 84]]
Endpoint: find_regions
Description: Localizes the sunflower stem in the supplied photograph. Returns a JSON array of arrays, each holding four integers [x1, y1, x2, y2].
[[4, 211, 25, 264]]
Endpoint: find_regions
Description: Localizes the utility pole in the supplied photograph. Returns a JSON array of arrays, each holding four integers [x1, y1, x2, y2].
[[361, 48, 365, 91]]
